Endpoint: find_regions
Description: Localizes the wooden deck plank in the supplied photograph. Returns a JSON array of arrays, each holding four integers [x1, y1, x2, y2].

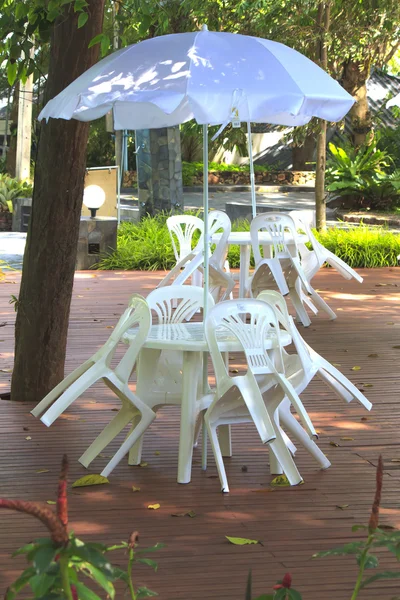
[[0, 267, 400, 598]]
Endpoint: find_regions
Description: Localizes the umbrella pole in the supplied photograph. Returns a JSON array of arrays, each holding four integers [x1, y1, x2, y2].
[[247, 121, 256, 219], [202, 123, 209, 470]]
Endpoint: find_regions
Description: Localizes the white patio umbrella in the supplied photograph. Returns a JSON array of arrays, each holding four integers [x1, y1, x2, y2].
[[387, 93, 400, 108], [39, 25, 354, 316]]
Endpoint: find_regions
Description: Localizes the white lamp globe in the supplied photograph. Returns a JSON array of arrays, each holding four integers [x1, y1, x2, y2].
[[83, 185, 106, 217]]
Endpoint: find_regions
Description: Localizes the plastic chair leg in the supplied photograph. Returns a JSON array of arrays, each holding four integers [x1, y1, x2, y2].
[[206, 417, 229, 493], [268, 429, 303, 486], [219, 424, 232, 457], [267, 260, 290, 296], [316, 361, 372, 411], [101, 411, 156, 477], [31, 361, 91, 417], [79, 406, 136, 468], [310, 288, 337, 320], [279, 406, 331, 470], [289, 286, 312, 327], [128, 414, 145, 465], [317, 369, 354, 403], [40, 365, 103, 427]]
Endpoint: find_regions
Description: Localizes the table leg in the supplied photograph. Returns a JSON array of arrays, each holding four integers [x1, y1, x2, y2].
[[178, 350, 201, 484], [239, 244, 251, 298]]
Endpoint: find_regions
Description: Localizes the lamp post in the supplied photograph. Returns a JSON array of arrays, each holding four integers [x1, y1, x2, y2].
[[83, 185, 105, 218]]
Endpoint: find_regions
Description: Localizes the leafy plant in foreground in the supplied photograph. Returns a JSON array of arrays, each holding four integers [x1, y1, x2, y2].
[[0, 456, 162, 599], [314, 455, 400, 599], [245, 569, 301, 600], [0, 175, 33, 212]]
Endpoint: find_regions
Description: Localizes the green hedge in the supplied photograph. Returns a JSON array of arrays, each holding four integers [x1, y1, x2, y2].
[[182, 161, 275, 185], [96, 216, 400, 271]]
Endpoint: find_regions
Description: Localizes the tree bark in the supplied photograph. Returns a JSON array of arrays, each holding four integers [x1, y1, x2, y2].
[[292, 132, 315, 170], [341, 60, 372, 147], [6, 83, 19, 177], [315, 2, 330, 232], [11, 1, 105, 402]]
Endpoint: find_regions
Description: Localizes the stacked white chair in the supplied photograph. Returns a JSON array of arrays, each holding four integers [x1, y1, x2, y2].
[[31, 296, 157, 461], [167, 214, 204, 289], [160, 211, 235, 302], [288, 210, 363, 324], [204, 299, 318, 492], [82, 285, 215, 478]]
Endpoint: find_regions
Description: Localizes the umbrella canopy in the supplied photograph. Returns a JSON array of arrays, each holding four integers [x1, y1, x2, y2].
[[387, 92, 400, 108], [39, 29, 354, 128]]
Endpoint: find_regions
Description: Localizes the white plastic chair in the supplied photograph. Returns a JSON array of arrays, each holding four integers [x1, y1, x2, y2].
[[83, 286, 215, 477], [204, 299, 317, 492], [167, 215, 203, 288], [159, 211, 235, 302], [288, 210, 363, 323], [257, 290, 372, 412], [31, 296, 156, 457]]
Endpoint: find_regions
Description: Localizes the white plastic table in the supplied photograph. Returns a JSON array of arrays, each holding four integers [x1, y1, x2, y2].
[[212, 231, 308, 298], [124, 321, 291, 484]]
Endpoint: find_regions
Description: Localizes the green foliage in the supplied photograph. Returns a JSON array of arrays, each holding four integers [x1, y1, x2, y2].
[[377, 123, 400, 170], [181, 161, 275, 186], [326, 136, 400, 210], [0, 175, 33, 212], [314, 225, 400, 268]]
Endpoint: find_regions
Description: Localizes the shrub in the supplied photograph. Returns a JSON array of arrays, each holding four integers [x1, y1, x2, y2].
[[0, 175, 33, 212], [182, 161, 276, 186], [314, 225, 400, 268], [326, 135, 400, 210], [377, 123, 400, 170]]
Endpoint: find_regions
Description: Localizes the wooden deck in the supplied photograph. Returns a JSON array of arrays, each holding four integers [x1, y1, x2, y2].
[[1, 268, 400, 599]]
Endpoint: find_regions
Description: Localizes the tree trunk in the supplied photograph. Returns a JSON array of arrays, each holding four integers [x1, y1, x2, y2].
[[6, 83, 19, 177], [292, 132, 315, 170], [341, 60, 372, 147], [11, 1, 105, 402], [315, 2, 330, 232]]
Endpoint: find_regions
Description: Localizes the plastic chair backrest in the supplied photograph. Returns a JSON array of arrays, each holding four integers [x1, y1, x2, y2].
[[167, 215, 204, 262], [288, 210, 316, 233], [100, 295, 151, 381], [208, 210, 231, 269], [205, 299, 284, 390], [146, 285, 215, 324], [250, 213, 300, 263], [257, 290, 314, 375]]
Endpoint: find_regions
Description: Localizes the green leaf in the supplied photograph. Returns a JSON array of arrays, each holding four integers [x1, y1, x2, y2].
[[136, 543, 165, 554], [313, 542, 365, 558], [270, 474, 291, 486], [16, 4, 29, 19], [7, 62, 18, 86], [12, 542, 36, 557], [288, 591, 302, 600], [31, 544, 58, 574], [352, 524, 368, 532], [226, 536, 260, 546], [136, 557, 158, 571], [88, 33, 104, 49], [74, 582, 102, 600], [358, 554, 379, 570], [5, 567, 35, 600], [78, 12, 88, 28], [100, 34, 110, 57], [71, 474, 109, 487], [360, 571, 400, 590], [136, 586, 158, 598], [76, 562, 115, 598], [70, 539, 110, 571], [274, 588, 289, 600], [29, 573, 57, 597]]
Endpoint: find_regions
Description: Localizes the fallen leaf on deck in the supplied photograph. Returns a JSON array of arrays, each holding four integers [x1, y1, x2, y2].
[[226, 536, 260, 546], [363, 383, 374, 388], [77, 295, 84, 298], [106, 326, 114, 329], [368, 354, 379, 358], [132, 486, 141, 492], [46, 500, 56, 505], [332, 363, 341, 367], [386, 322, 395, 325], [361, 417, 369, 421], [25, 436, 32, 440], [23, 427, 29, 431], [252, 488, 275, 493], [336, 504, 349, 510], [351, 366, 361, 371], [271, 475, 290, 486], [241, 465, 248, 472], [329, 441, 340, 447], [375, 283, 387, 287], [36, 469, 49, 474], [0, 368, 12, 373], [393, 346, 400, 349], [88, 400, 97, 404], [154, 451, 160, 456], [111, 408, 118, 412], [340, 437, 354, 441], [229, 369, 239, 374], [171, 510, 196, 518], [391, 459, 400, 463], [0, 323, 7, 327], [148, 504, 160, 510], [207, 475, 219, 479], [72, 474, 109, 488], [139, 462, 148, 468]]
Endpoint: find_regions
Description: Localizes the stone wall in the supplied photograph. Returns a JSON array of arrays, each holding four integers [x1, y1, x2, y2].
[[123, 169, 315, 188], [135, 126, 183, 216]]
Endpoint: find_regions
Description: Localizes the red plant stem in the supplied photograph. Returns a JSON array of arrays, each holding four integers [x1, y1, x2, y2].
[[369, 455, 383, 533], [57, 454, 69, 528], [0, 499, 69, 546]]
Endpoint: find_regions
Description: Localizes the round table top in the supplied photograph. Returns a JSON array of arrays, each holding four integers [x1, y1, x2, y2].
[[212, 231, 308, 246], [123, 321, 291, 352]]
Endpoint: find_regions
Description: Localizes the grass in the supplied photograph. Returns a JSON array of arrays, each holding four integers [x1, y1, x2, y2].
[[96, 215, 400, 271], [182, 161, 276, 185]]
